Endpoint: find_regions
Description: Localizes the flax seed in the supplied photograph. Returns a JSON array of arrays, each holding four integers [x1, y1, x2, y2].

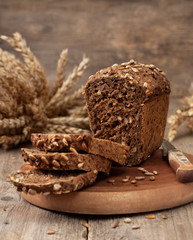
[[47, 230, 56, 235], [145, 215, 155, 219], [112, 220, 119, 228]]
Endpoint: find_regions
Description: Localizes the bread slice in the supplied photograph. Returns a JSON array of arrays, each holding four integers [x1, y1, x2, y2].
[[83, 60, 170, 165], [9, 169, 98, 195], [21, 148, 112, 174], [31, 133, 130, 165]]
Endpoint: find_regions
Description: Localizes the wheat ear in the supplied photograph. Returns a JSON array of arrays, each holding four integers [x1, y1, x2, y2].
[[46, 55, 89, 117], [50, 49, 68, 97], [1, 32, 49, 102], [0, 126, 31, 149], [0, 48, 36, 103]]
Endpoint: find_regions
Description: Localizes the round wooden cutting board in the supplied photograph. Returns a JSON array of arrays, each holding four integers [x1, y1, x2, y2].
[[21, 150, 193, 215]]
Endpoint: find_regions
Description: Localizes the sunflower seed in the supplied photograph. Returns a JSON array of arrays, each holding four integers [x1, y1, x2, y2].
[[124, 218, 132, 223], [131, 180, 137, 184], [132, 225, 140, 230], [78, 162, 84, 168], [153, 170, 158, 175], [135, 176, 145, 180], [70, 147, 78, 155], [53, 183, 61, 191], [52, 160, 60, 168], [149, 176, 155, 181], [145, 172, 154, 176], [122, 178, 129, 183], [41, 156, 49, 165]]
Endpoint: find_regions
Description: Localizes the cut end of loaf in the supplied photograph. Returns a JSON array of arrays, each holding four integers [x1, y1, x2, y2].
[[83, 60, 170, 166]]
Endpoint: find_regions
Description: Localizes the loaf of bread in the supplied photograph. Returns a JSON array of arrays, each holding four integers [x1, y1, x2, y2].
[[83, 60, 170, 166], [9, 168, 98, 195], [21, 148, 112, 174]]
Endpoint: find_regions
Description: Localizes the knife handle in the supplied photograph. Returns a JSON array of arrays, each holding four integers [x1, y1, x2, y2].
[[168, 150, 193, 183]]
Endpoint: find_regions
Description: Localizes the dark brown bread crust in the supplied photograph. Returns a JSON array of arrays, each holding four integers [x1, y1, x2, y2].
[[21, 148, 112, 174], [82, 60, 170, 165], [31, 133, 130, 165], [9, 169, 98, 195]]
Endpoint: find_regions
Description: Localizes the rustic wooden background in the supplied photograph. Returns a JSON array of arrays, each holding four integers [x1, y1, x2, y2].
[[0, 0, 193, 96], [0, 0, 193, 239]]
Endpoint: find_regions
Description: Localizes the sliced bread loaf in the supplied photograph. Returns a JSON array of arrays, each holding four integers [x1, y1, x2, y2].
[[31, 133, 130, 165], [9, 169, 98, 195], [21, 148, 112, 174]]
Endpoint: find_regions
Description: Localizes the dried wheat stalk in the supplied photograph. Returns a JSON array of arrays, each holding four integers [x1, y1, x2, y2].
[[50, 48, 68, 97], [168, 83, 193, 141], [0, 32, 90, 149]]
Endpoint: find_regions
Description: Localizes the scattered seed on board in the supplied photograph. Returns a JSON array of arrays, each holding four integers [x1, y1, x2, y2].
[[145, 215, 155, 219], [137, 167, 145, 171], [153, 171, 158, 175], [112, 220, 119, 228], [162, 215, 167, 219], [47, 230, 56, 235], [149, 176, 155, 181], [145, 172, 154, 176], [124, 218, 132, 223], [82, 221, 89, 228], [135, 176, 145, 180], [122, 178, 129, 183], [132, 225, 140, 230], [131, 180, 137, 184]]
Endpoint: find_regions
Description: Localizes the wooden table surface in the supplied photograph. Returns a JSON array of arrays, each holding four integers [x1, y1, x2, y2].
[[0, 1, 193, 239]]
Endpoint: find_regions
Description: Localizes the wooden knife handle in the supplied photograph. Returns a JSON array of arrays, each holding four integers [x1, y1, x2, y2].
[[168, 150, 193, 183]]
